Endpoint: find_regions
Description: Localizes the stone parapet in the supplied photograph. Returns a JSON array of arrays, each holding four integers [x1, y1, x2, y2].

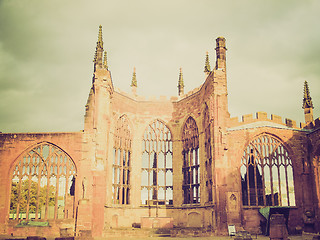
[[228, 112, 300, 129]]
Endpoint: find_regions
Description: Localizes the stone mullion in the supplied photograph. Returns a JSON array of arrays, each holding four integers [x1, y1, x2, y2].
[[188, 150, 191, 204], [246, 153, 250, 206], [253, 152, 258, 205], [164, 141, 167, 204], [123, 151, 127, 204], [196, 148, 200, 203], [269, 163, 274, 206], [72, 166, 76, 218], [126, 186, 130, 205], [127, 148, 131, 204], [35, 148, 46, 220], [123, 164, 127, 204], [189, 150, 193, 203], [35, 162, 43, 220], [114, 166, 119, 204], [156, 139, 159, 203], [10, 168, 17, 219], [112, 166, 115, 204], [123, 185, 127, 205], [119, 150, 124, 204], [260, 154, 267, 206], [126, 150, 129, 204], [166, 144, 172, 204], [113, 149, 118, 204], [206, 124, 213, 203], [54, 157, 60, 219], [277, 154, 282, 206], [196, 149, 201, 203], [16, 163, 23, 219], [26, 170, 32, 220], [186, 150, 190, 203], [182, 152, 185, 202], [285, 159, 290, 206], [64, 159, 69, 218], [255, 143, 263, 205], [45, 155, 51, 219], [147, 151, 150, 204], [124, 167, 128, 204]]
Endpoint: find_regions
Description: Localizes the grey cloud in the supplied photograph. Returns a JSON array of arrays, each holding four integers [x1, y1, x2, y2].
[[0, 0, 319, 132]]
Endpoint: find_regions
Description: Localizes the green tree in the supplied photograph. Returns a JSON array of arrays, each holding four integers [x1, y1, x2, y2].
[[10, 180, 56, 214]]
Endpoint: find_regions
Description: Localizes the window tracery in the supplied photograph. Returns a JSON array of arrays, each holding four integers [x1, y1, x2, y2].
[[141, 120, 173, 206], [240, 134, 295, 206], [112, 115, 132, 204], [182, 117, 200, 204], [9, 143, 76, 220]]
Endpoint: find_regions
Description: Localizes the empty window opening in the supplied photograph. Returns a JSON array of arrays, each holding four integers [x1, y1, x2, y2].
[[112, 115, 132, 205], [241, 134, 295, 207], [9, 143, 76, 220], [141, 120, 173, 206], [182, 117, 200, 204]]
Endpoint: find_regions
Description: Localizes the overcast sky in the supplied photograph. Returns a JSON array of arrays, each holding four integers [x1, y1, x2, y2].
[[0, 0, 319, 132]]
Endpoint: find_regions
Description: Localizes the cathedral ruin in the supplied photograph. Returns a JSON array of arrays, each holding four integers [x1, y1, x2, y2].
[[1, 26, 320, 237]]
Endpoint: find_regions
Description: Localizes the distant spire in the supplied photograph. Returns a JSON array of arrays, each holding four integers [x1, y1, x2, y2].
[[178, 67, 184, 96], [204, 51, 211, 73], [97, 25, 103, 49], [103, 51, 108, 70], [303, 81, 313, 109], [93, 25, 104, 70], [131, 67, 137, 87]]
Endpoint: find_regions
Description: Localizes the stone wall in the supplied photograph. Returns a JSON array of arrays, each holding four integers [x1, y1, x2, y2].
[[1, 29, 320, 238], [0, 132, 82, 235]]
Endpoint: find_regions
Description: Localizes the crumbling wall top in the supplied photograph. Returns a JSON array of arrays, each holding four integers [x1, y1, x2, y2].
[[228, 112, 306, 131]]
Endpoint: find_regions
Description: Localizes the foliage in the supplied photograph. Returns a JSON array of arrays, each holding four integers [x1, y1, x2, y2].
[[10, 180, 56, 213]]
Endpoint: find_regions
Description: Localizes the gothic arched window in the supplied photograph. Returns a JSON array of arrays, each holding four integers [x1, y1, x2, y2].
[[141, 120, 173, 206], [9, 143, 76, 220], [112, 115, 132, 204], [203, 105, 213, 203], [240, 134, 296, 206], [182, 117, 200, 204]]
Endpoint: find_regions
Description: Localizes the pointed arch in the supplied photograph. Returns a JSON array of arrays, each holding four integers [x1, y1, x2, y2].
[[179, 114, 196, 139], [182, 116, 200, 204], [9, 142, 76, 220], [240, 133, 296, 206], [141, 119, 173, 206], [112, 115, 132, 204], [141, 118, 174, 142]]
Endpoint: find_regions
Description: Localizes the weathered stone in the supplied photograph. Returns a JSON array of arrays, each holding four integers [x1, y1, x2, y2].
[[0, 26, 319, 238]]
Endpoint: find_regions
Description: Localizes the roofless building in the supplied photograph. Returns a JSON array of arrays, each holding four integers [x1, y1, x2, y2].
[[1, 26, 320, 237]]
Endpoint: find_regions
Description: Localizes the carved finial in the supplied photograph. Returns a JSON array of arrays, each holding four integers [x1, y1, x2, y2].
[[303, 81, 313, 109], [303, 81, 314, 124], [178, 67, 184, 96], [131, 67, 137, 87], [204, 51, 211, 73], [97, 25, 103, 49], [93, 25, 104, 69], [103, 51, 108, 70]]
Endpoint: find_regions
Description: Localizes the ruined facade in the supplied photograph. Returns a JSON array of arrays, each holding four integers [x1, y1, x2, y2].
[[1, 26, 320, 237]]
